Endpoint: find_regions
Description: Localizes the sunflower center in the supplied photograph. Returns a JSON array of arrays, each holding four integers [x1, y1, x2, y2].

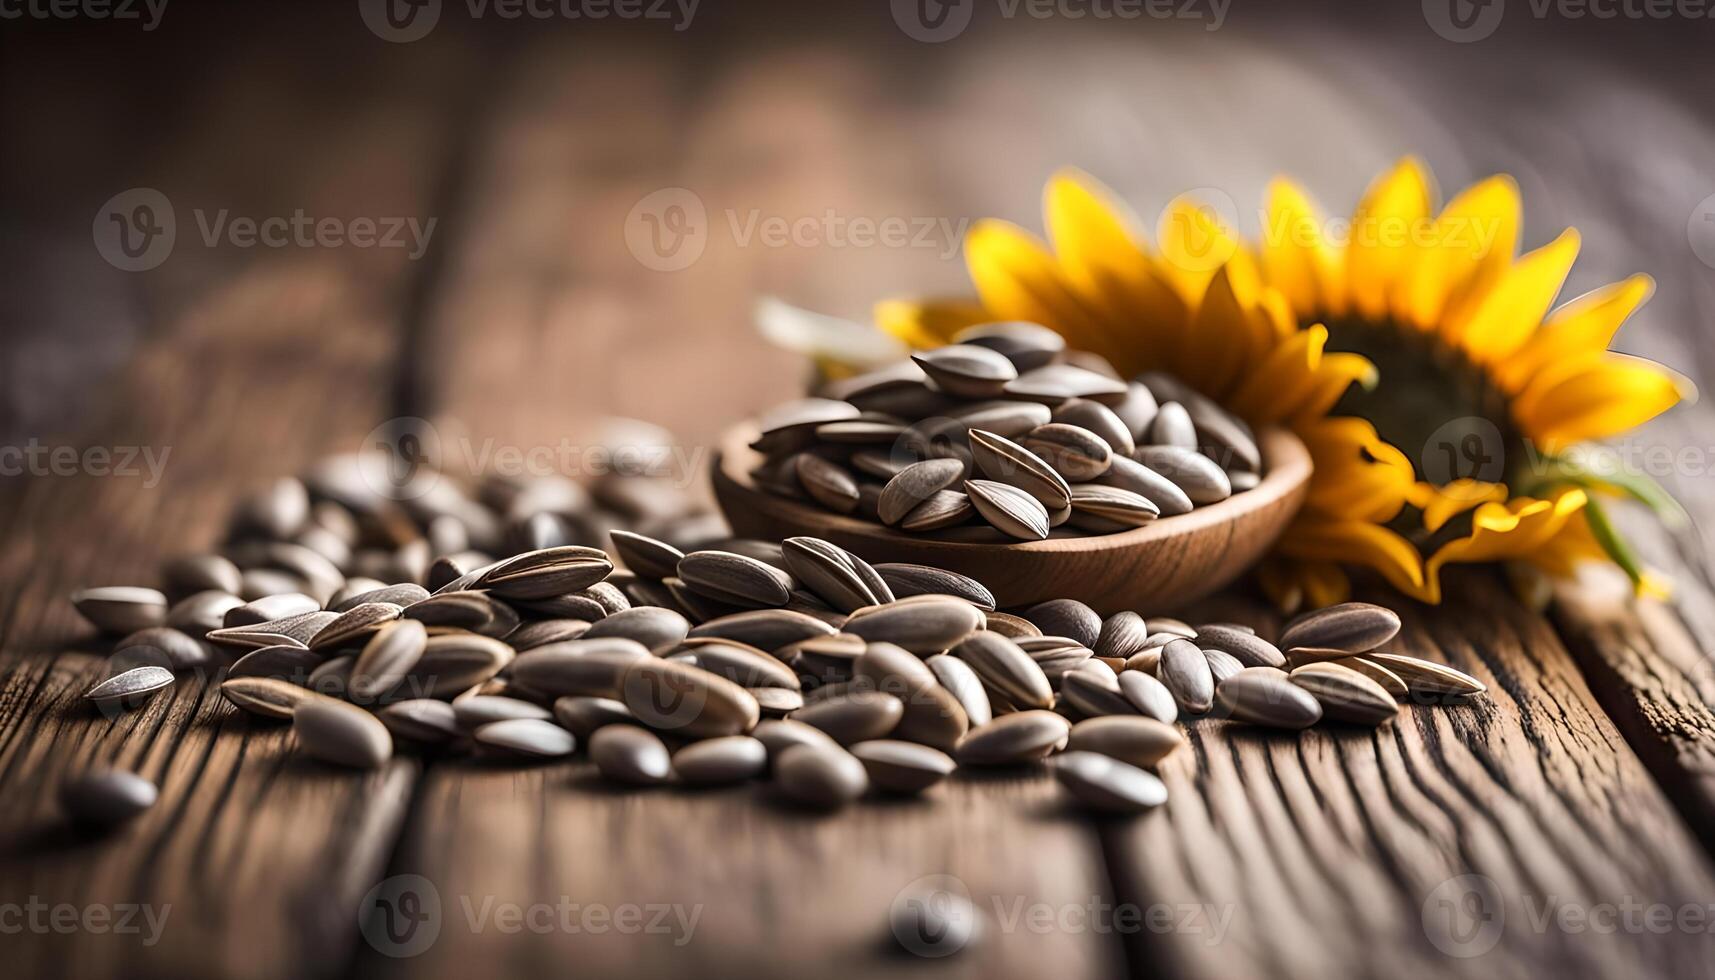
[[1321, 318, 1525, 490]]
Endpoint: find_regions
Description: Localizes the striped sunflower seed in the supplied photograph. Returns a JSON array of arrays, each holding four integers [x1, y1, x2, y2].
[[878, 459, 967, 526], [1025, 600, 1102, 647], [508, 618, 593, 650], [845, 595, 985, 653], [781, 537, 893, 613], [1289, 662, 1399, 724], [672, 736, 768, 785], [1147, 401, 1198, 449], [1053, 751, 1168, 813], [379, 699, 462, 743], [981, 611, 1040, 638], [667, 640, 801, 690], [292, 700, 392, 769], [1192, 624, 1285, 669], [330, 583, 430, 614], [589, 724, 673, 785], [873, 563, 995, 611], [795, 454, 861, 514], [687, 609, 837, 654], [72, 587, 169, 634], [926, 654, 993, 728], [1021, 423, 1112, 481], [167, 590, 246, 638], [953, 632, 1053, 710], [226, 645, 323, 683], [1212, 667, 1322, 729], [84, 666, 174, 711], [752, 398, 862, 455], [677, 551, 795, 608], [221, 676, 336, 720], [850, 739, 957, 794], [1065, 716, 1182, 768], [1131, 446, 1231, 505], [582, 606, 690, 650], [775, 741, 868, 808], [1066, 485, 1160, 532], [791, 690, 904, 745], [395, 632, 514, 699], [350, 620, 429, 701], [310, 602, 403, 652], [114, 627, 215, 671], [1052, 398, 1134, 457], [1159, 639, 1214, 714], [955, 710, 1070, 765], [552, 695, 634, 738], [609, 530, 686, 581], [1339, 656, 1409, 700], [620, 659, 761, 737], [161, 554, 243, 599], [900, 490, 975, 532], [1117, 671, 1177, 723], [1003, 364, 1127, 405], [1091, 456, 1193, 516], [951, 321, 1065, 371], [968, 429, 1071, 509], [1279, 602, 1403, 654], [510, 639, 653, 698], [473, 718, 575, 758], [1204, 648, 1244, 684], [1093, 612, 1149, 660], [1061, 668, 1134, 717], [1364, 653, 1486, 698], [475, 546, 613, 601], [964, 480, 1050, 540], [912, 344, 1019, 398]]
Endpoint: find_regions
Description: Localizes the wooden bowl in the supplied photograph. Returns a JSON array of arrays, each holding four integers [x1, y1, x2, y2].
[[711, 423, 1312, 614]]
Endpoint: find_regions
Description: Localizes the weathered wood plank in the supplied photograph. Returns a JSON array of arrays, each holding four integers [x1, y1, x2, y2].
[[0, 28, 485, 980]]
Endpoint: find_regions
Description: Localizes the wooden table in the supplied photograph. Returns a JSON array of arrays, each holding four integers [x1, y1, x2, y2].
[[4, 7, 1715, 979]]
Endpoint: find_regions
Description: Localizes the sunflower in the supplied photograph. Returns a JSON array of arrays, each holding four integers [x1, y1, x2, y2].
[[764, 161, 1690, 609]]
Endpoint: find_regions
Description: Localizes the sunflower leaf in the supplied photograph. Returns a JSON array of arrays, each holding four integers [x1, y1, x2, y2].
[[1523, 452, 1689, 530], [1582, 496, 1645, 587]]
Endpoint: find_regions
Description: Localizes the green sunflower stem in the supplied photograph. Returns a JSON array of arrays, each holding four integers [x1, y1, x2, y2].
[[1581, 495, 1646, 588]]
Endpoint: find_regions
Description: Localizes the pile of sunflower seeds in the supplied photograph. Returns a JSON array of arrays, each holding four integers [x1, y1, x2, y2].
[[748, 323, 1262, 539], [70, 469, 1485, 821]]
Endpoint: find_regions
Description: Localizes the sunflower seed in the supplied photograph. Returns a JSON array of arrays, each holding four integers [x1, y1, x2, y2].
[[84, 666, 174, 710], [1066, 485, 1160, 532], [1116, 671, 1176, 723], [166, 590, 245, 638], [1159, 639, 1214, 714], [964, 479, 1050, 540], [473, 718, 575, 758], [379, 699, 462, 743], [1365, 653, 1486, 698], [900, 490, 976, 532], [846, 596, 985, 653], [686, 609, 838, 654], [956, 710, 1070, 765], [72, 587, 168, 634], [951, 321, 1066, 371], [551, 695, 634, 737], [508, 619, 593, 650], [753, 398, 862, 454], [817, 419, 909, 445], [306, 656, 354, 699], [752, 686, 806, 716], [1022, 423, 1112, 481], [678, 551, 795, 608], [510, 639, 653, 698], [397, 632, 514, 699], [866, 564, 993, 611], [1123, 648, 1162, 674], [1204, 648, 1246, 685], [953, 632, 1053, 710], [1190, 403, 1261, 473], [791, 690, 904, 745], [1131, 446, 1231, 504], [162, 554, 243, 599], [222, 592, 322, 628], [59, 769, 158, 828], [1193, 624, 1285, 669], [583, 606, 690, 650], [342, 619, 427, 700], [293, 700, 392, 769], [921, 654, 991, 729], [1090, 612, 1148, 661], [1147, 401, 1198, 449], [672, 736, 768, 785], [586, 724, 671, 784], [775, 741, 869, 808], [781, 537, 891, 613], [969, 429, 1071, 508], [1004, 364, 1127, 405], [310, 602, 403, 652], [114, 627, 214, 671], [795, 454, 861, 514], [850, 739, 957, 793], [1061, 668, 1134, 717], [1289, 662, 1399, 724], [1229, 470, 1261, 492], [620, 659, 760, 737], [1279, 602, 1403, 654], [609, 530, 686, 581], [402, 591, 498, 631], [876, 459, 965, 526], [1025, 600, 1102, 647], [226, 644, 322, 683], [1092, 456, 1194, 516], [1212, 667, 1322, 729], [219, 676, 330, 719], [1339, 656, 1409, 699], [331, 583, 429, 614], [236, 476, 309, 539], [981, 611, 1040, 638], [912, 344, 1019, 398], [1053, 751, 1168, 813], [858, 642, 968, 750], [452, 695, 553, 731], [477, 546, 613, 601], [947, 399, 1054, 436], [668, 640, 801, 690]]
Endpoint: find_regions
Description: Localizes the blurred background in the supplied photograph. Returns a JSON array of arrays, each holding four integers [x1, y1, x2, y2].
[[2, 0, 1712, 518]]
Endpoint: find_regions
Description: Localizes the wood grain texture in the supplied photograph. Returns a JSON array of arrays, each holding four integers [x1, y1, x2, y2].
[[713, 425, 1311, 612], [0, 28, 479, 980]]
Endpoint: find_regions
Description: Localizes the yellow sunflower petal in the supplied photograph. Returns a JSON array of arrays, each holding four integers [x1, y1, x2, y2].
[[965, 219, 1105, 353], [1423, 489, 1589, 595], [1181, 261, 1264, 399], [1515, 353, 1687, 450], [1414, 479, 1511, 532], [1395, 175, 1520, 330], [1288, 352, 1379, 425], [1299, 417, 1417, 523], [1494, 274, 1654, 393], [874, 298, 991, 350], [1043, 170, 1189, 370], [1278, 516, 1428, 600], [1227, 323, 1327, 424], [1345, 157, 1433, 321], [1261, 178, 1342, 317], [1156, 193, 1247, 310], [1452, 229, 1581, 363]]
